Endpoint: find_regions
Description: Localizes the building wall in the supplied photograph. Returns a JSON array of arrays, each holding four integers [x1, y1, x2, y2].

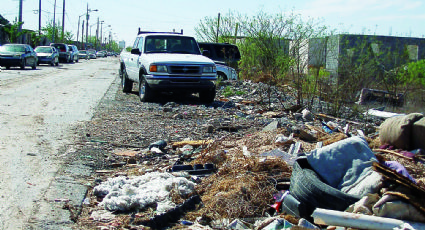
[[325, 35, 341, 80], [308, 37, 327, 68], [323, 34, 425, 81]]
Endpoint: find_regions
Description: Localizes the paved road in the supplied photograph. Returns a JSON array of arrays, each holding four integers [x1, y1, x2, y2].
[[0, 57, 118, 229]]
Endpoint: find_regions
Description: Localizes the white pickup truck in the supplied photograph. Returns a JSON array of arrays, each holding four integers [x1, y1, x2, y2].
[[119, 30, 217, 103]]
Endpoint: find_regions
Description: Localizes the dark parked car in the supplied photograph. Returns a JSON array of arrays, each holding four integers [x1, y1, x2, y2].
[[0, 44, 38, 70], [198, 42, 241, 69], [35, 46, 59, 66], [68, 45, 79, 62], [50, 43, 71, 63]]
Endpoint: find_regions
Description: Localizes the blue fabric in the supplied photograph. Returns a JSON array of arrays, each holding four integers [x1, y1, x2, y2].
[[305, 136, 377, 189]]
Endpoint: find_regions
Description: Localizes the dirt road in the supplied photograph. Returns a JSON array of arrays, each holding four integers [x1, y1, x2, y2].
[[0, 57, 118, 229]]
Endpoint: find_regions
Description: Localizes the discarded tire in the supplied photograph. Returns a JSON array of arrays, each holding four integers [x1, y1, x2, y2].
[[285, 158, 360, 221], [139, 195, 202, 229]]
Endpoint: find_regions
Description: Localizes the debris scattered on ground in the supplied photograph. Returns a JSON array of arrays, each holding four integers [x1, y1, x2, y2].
[[69, 80, 425, 229]]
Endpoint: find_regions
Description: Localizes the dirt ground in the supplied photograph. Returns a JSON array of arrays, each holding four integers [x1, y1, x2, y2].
[[67, 79, 425, 230]]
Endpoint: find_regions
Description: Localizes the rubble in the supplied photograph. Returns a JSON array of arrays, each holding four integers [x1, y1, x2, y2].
[[70, 80, 425, 229]]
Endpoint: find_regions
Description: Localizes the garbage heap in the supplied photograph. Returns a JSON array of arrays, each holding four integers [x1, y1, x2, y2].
[[77, 81, 425, 230]]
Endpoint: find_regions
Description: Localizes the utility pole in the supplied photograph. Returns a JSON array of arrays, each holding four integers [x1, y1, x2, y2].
[[86, 3, 89, 45], [38, 0, 41, 36], [81, 20, 85, 48], [100, 21, 105, 49], [77, 17, 81, 47], [18, 0, 23, 43], [62, 0, 65, 41], [216, 13, 221, 43], [53, 0, 57, 42], [95, 17, 99, 50]]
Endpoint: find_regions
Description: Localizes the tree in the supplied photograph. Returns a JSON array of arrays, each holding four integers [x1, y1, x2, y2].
[[0, 14, 10, 26], [3, 19, 24, 43], [195, 11, 239, 44], [42, 20, 74, 43]]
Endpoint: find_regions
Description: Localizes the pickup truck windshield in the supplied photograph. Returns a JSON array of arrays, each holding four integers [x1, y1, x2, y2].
[[144, 36, 201, 55]]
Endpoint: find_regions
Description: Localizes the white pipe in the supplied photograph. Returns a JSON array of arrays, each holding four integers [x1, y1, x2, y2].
[[312, 208, 425, 230]]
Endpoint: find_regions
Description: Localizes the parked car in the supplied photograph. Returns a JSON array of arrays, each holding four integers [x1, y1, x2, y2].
[[198, 42, 241, 81], [0, 44, 38, 70], [50, 43, 71, 63], [96, 50, 106, 57], [34, 46, 59, 66], [198, 42, 241, 66], [68, 45, 80, 63], [215, 63, 238, 80], [87, 49, 97, 59], [78, 50, 89, 60]]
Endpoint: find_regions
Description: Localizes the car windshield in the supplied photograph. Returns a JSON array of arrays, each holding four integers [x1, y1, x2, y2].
[[144, 36, 200, 54], [0, 45, 25, 52], [35, 47, 52, 53]]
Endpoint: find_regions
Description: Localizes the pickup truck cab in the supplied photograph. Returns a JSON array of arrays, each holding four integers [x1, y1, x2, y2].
[[119, 30, 217, 103]]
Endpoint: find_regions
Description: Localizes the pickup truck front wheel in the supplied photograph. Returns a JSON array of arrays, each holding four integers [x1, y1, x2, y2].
[[139, 77, 153, 102], [121, 69, 133, 93], [199, 86, 216, 103]]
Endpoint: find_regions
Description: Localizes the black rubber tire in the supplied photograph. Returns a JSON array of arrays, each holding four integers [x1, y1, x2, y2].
[[199, 86, 216, 103], [32, 60, 36, 70], [21, 59, 26, 70], [121, 68, 133, 93], [139, 77, 153, 102], [287, 158, 360, 221], [6, 66, 10, 70]]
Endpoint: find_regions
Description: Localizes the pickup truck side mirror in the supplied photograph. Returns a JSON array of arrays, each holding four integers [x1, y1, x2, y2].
[[202, 50, 211, 57], [131, 48, 141, 55]]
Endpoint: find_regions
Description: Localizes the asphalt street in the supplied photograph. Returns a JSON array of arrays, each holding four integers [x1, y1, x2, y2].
[[0, 57, 119, 229]]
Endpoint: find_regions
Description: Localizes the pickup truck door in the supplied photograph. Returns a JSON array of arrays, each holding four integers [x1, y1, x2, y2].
[[126, 37, 143, 81]]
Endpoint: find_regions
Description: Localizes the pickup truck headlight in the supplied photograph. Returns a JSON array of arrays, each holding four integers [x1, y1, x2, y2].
[[203, 65, 216, 73], [149, 64, 168, 73]]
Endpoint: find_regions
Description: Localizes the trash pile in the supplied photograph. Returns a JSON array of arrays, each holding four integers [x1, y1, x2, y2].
[[74, 80, 425, 229]]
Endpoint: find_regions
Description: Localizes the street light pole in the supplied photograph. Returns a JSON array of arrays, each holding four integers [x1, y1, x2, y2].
[[100, 21, 104, 49], [76, 13, 85, 48], [86, 3, 89, 45]]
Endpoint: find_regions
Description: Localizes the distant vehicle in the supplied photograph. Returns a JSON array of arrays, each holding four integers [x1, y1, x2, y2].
[[87, 49, 97, 59], [50, 43, 71, 63], [68, 45, 80, 63], [96, 50, 106, 57], [0, 44, 38, 70], [34, 46, 59, 66], [198, 42, 241, 80], [198, 42, 241, 66], [78, 50, 89, 60], [215, 63, 238, 80], [119, 30, 217, 103]]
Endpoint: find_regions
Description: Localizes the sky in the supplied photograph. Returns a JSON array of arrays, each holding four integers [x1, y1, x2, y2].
[[1, 0, 425, 48]]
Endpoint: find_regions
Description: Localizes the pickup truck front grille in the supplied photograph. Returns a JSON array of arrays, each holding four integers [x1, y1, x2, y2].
[[169, 65, 200, 74]]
